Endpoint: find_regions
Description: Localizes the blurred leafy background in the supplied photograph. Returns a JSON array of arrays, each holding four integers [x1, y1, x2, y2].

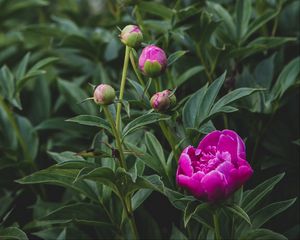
[[0, 0, 299, 239]]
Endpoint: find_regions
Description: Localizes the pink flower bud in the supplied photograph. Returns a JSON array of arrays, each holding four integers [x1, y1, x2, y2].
[[93, 84, 115, 105], [120, 25, 143, 48], [176, 130, 253, 202], [150, 89, 176, 111], [139, 45, 167, 77]]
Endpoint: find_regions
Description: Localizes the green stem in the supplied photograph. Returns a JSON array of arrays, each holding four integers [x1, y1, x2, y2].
[[223, 114, 228, 129], [154, 78, 159, 92], [213, 211, 221, 240], [116, 46, 131, 133], [129, 51, 145, 88], [103, 106, 138, 238], [103, 106, 127, 169], [196, 45, 213, 83]]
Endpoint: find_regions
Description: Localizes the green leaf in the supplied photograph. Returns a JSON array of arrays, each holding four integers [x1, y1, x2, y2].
[[132, 189, 153, 211], [122, 113, 170, 138], [138, 1, 174, 19], [17, 57, 58, 91], [209, 88, 259, 117], [243, 10, 279, 42], [198, 72, 226, 125], [125, 142, 166, 177], [16, 162, 99, 202], [206, 2, 236, 42], [16, 52, 31, 81], [229, 37, 295, 59], [42, 203, 113, 228], [236, 0, 252, 40], [0, 66, 15, 100], [175, 66, 205, 87], [145, 132, 166, 167], [16, 115, 39, 160], [167, 50, 188, 66], [170, 224, 188, 240], [0, 227, 28, 240], [224, 204, 251, 225], [242, 173, 285, 213], [183, 201, 210, 228], [57, 79, 96, 115], [240, 229, 287, 240], [270, 57, 300, 101], [292, 139, 300, 146], [47, 151, 85, 163], [77, 167, 118, 194], [251, 198, 296, 229], [183, 83, 208, 128], [66, 115, 111, 133]]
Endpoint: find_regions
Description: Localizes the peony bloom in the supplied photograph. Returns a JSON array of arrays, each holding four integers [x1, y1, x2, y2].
[[176, 130, 253, 202], [138, 45, 167, 77], [93, 84, 116, 105], [150, 90, 176, 111], [120, 25, 143, 48]]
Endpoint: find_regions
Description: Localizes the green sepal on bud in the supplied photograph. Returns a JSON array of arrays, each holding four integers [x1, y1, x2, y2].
[[143, 60, 162, 78], [120, 25, 143, 48], [93, 84, 116, 105]]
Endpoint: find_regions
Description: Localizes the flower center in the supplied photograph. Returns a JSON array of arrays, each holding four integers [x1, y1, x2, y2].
[[191, 146, 231, 174]]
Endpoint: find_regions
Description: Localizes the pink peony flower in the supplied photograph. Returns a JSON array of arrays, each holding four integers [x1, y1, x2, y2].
[[176, 130, 253, 202], [138, 45, 167, 77]]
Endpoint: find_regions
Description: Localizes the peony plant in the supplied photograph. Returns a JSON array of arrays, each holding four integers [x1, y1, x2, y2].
[[5, 1, 297, 240]]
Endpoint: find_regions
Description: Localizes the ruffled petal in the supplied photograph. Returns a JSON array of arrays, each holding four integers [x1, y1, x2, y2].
[[222, 129, 246, 159], [177, 153, 193, 177], [201, 170, 227, 202], [197, 130, 221, 150], [177, 172, 205, 198]]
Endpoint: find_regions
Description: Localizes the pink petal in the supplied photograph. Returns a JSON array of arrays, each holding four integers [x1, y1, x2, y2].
[[197, 130, 221, 150], [201, 170, 227, 202], [177, 153, 193, 177], [177, 172, 205, 198]]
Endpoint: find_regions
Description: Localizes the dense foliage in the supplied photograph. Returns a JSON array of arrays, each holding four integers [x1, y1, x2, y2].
[[0, 0, 299, 239]]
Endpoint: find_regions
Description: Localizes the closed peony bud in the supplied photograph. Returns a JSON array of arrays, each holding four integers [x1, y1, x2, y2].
[[139, 45, 167, 77], [93, 84, 116, 105], [176, 130, 253, 202], [150, 91, 170, 111], [120, 25, 143, 48]]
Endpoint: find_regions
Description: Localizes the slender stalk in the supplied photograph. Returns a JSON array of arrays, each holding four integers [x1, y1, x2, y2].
[[103, 106, 127, 169], [213, 211, 222, 240], [223, 114, 229, 129], [154, 78, 159, 92], [116, 46, 131, 133], [129, 51, 145, 88], [103, 106, 138, 238], [196, 45, 213, 83]]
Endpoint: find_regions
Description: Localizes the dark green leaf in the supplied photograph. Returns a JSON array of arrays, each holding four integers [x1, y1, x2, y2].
[[240, 229, 287, 240], [251, 198, 296, 229], [167, 50, 188, 66], [242, 173, 285, 213], [224, 204, 251, 225], [0, 227, 28, 240], [66, 115, 111, 133], [138, 1, 174, 19], [122, 113, 170, 138]]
